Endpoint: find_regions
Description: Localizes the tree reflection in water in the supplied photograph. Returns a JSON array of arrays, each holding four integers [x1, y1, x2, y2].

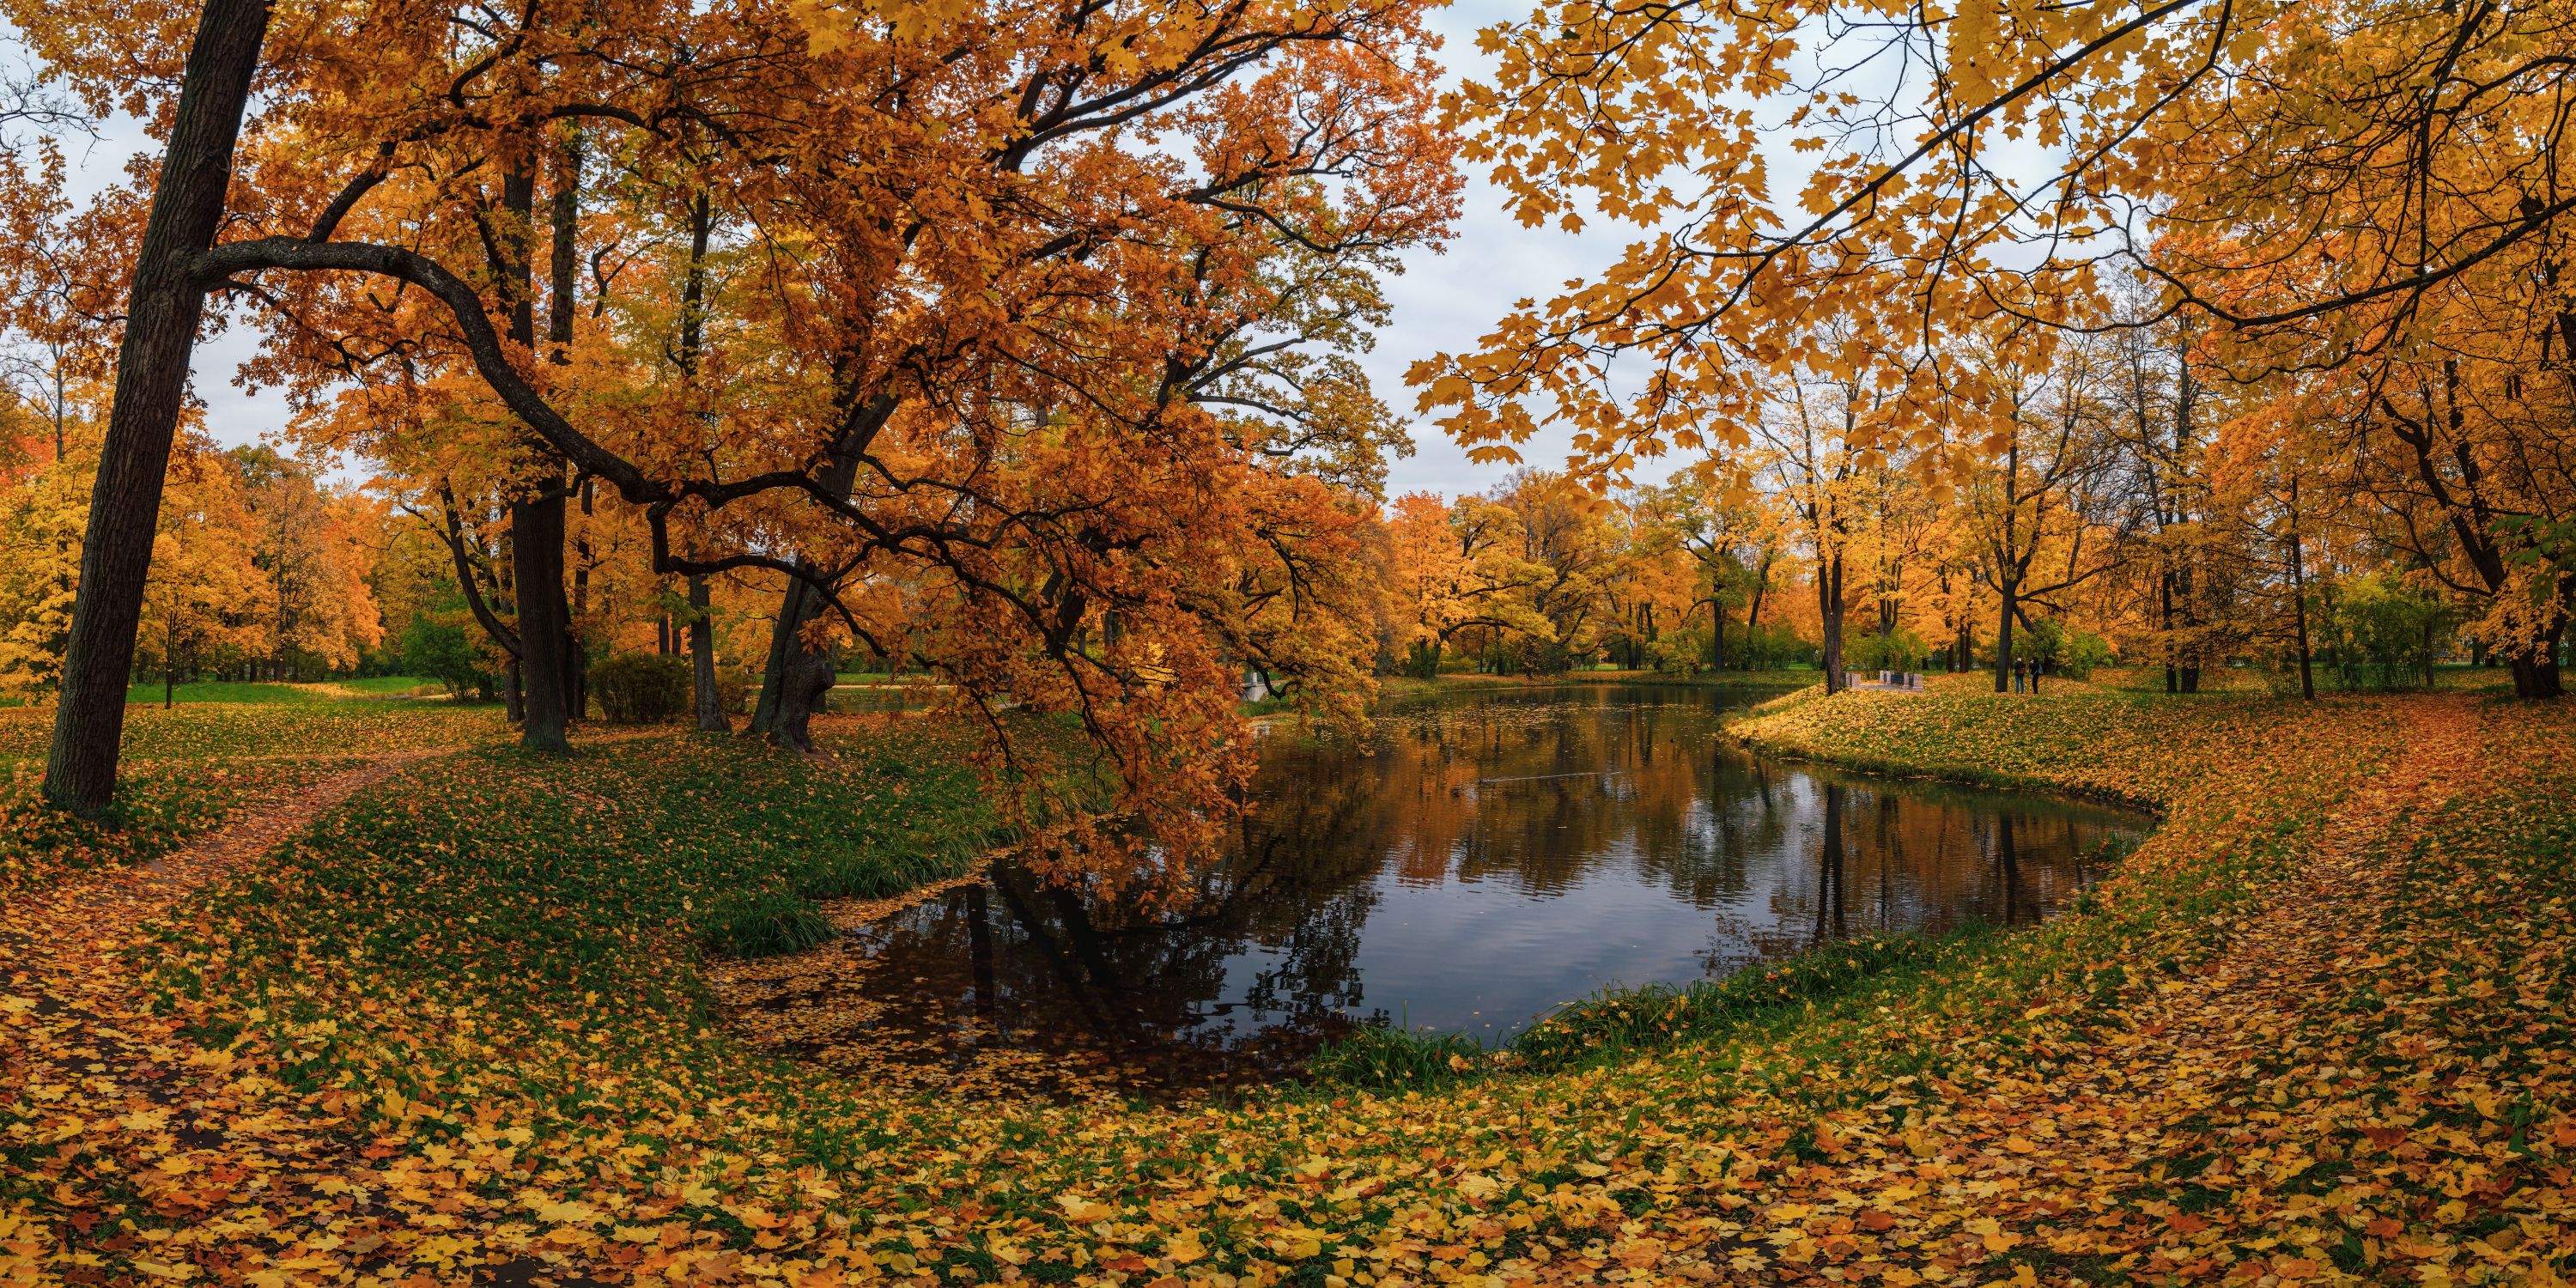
[[720, 686, 2148, 1097]]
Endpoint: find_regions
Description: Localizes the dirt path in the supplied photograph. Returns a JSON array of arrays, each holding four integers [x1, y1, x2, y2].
[[0, 734, 673, 1287], [9, 727, 672, 989], [3, 753, 446, 1117], [10, 753, 439, 966]]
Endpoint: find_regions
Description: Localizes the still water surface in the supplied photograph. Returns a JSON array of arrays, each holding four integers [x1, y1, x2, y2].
[[727, 685, 2148, 1092]]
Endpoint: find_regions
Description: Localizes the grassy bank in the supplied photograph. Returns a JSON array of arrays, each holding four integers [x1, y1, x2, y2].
[[1376, 668, 1816, 701], [9, 688, 2571, 1285]]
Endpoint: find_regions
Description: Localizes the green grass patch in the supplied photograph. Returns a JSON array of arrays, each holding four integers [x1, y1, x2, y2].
[[0, 702, 502, 762], [120, 676, 452, 705], [156, 720, 1020, 1021], [701, 887, 839, 957], [332, 674, 447, 696], [123, 680, 334, 705]]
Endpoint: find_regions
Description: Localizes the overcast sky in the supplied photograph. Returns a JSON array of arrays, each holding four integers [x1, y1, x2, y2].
[[44, 2, 1638, 502]]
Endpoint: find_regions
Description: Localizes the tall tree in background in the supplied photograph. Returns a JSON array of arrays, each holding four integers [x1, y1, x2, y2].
[[1419, 0, 2576, 700]]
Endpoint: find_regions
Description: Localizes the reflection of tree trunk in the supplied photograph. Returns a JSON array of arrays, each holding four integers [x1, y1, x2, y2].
[[1876, 793, 1898, 931], [1998, 813, 2021, 925], [990, 874, 1125, 1037], [1817, 782, 1847, 945], [966, 885, 997, 1021]]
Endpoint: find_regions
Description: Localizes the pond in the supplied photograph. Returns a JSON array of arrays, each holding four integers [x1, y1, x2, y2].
[[717, 685, 2151, 1097]]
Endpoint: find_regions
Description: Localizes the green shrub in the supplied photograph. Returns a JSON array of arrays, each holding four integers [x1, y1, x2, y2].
[[592, 652, 690, 724], [1847, 628, 1929, 671], [2317, 574, 2453, 690], [698, 887, 835, 958]]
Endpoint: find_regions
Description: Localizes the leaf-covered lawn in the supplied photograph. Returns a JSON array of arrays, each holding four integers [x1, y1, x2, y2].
[[5, 691, 2570, 1286], [0, 702, 505, 764]]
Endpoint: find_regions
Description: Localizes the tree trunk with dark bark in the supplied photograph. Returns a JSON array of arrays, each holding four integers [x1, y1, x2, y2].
[[497, 155, 574, 753], [512, 492, 574, 752], [689, 572, 728, 732], [749, 395, 896, 750], [752, 575, 840, 751], [1817, 551, 1846, 694], [42, 0, 272, 814], [2508, 629, 2565, 699], [1745, 550, 1773, 668], [551, 143, 589, 722], [2288, 479, 2315, 702], [1993, 579, 2018, 694]]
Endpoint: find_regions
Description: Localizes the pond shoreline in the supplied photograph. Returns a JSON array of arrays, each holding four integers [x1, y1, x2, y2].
[[738, 685, 2148, 1100]]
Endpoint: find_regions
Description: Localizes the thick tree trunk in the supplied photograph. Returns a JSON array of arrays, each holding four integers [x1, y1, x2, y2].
[[495, 154, 575, 752], [2288, 568, 2313, 700], [749, 394, 896, 749], [2159, 568, 2178, 693], [2288, 477, 2314, 701], [2509, 625, 2565, 699], [752, 576, 841, 751], [1710, 599, 1727, 672], [552, 148, 589, 721], [1817, 552, 1846, 694], [689, 572, 728, 732], [566, 480, 590, 719], [1992, 580, 2017, 694], [503, 659, 526, 723], [513, 493, 574, 752], [42, 0, 272, 814]]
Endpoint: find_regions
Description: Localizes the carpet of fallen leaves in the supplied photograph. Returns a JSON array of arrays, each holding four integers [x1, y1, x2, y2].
[[5, 690, 2572, 1287], [0, 703, 505, 766]]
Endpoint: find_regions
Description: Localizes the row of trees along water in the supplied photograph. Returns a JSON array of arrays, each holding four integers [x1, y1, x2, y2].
[[0, 0, 2568, 873]]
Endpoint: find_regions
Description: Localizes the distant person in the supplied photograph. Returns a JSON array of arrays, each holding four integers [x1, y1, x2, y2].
[[2012, 658, 2026, 693]]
